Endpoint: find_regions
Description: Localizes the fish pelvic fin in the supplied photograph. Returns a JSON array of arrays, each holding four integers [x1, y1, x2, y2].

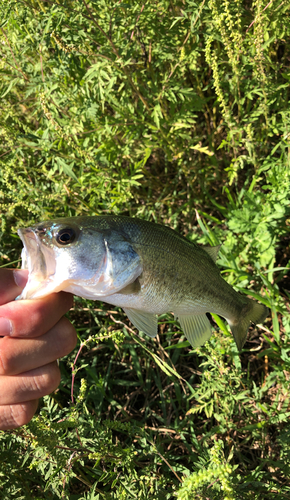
[[229, 300, 269, 351], [177, 313, 212, 348], [123, 308, 158, 338]]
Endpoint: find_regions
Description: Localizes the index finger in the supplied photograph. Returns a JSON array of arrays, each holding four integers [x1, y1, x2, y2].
[[0, 291, 74, 338], [0, 268, 74, 338]]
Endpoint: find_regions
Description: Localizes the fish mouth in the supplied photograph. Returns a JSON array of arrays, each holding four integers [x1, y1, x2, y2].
[[17, 228, 56, 300]]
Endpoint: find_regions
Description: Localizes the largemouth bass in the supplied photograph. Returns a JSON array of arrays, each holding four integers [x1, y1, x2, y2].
[[17, 216, 269, 350]]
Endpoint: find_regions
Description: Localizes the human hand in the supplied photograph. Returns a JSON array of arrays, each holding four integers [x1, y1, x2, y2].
[[0, 268, 77, 430]]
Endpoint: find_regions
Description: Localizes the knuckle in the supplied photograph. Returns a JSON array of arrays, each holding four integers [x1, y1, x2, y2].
[[60, 291, 74, 310], [0, 402, 38, 430], [24, 363, 61, 397], [56, 318, 78, 356], [0, 350, 7, 376], [38, 364, 61, 395], [11, 402, 38, 428], [65, 323, 78, 352], [0, 339, 13, 375], [29, 301, 46, 328]]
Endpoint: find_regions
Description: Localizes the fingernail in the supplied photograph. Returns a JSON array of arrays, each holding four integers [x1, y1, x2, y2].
[[0, 317, 13, 336], [13, 269, 28, 289]]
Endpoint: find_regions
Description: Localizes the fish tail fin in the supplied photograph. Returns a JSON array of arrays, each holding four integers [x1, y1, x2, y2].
[[229, 300, 269, 351]]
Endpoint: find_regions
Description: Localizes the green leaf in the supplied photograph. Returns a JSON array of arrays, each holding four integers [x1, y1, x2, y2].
[[55, 157, 78, 182]]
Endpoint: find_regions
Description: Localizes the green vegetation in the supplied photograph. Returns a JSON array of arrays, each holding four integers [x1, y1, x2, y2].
[[0, 0, 290, 497]]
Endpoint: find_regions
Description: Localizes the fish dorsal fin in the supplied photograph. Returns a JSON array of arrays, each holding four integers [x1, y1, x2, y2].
[[203, 245, 221, 262], [176, 313, 212, 347], [123, 308, 158, 338]]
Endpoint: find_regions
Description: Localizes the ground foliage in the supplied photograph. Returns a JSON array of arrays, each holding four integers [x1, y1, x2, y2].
[[0, 0, 290, 498]]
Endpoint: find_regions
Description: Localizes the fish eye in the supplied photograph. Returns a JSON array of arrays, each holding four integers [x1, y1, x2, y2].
[[56, 227, 76, 246]]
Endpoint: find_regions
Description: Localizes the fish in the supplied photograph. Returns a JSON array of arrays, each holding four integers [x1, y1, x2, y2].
[[17, 215, 269, 350]]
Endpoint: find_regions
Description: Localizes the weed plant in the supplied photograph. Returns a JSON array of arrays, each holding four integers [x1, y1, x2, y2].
[[0, 0, 290, 498]]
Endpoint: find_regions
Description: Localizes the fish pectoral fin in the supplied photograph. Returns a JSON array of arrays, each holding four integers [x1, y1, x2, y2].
[[123, 308, 158, 338], [176, 313, 212, 347], [118, 278, 141, 295]]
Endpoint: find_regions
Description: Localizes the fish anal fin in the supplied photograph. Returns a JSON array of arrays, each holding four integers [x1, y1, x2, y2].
[[176, 313, 212, 347], [203, 245, 221, 262], [123, 308, 158, 338]]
